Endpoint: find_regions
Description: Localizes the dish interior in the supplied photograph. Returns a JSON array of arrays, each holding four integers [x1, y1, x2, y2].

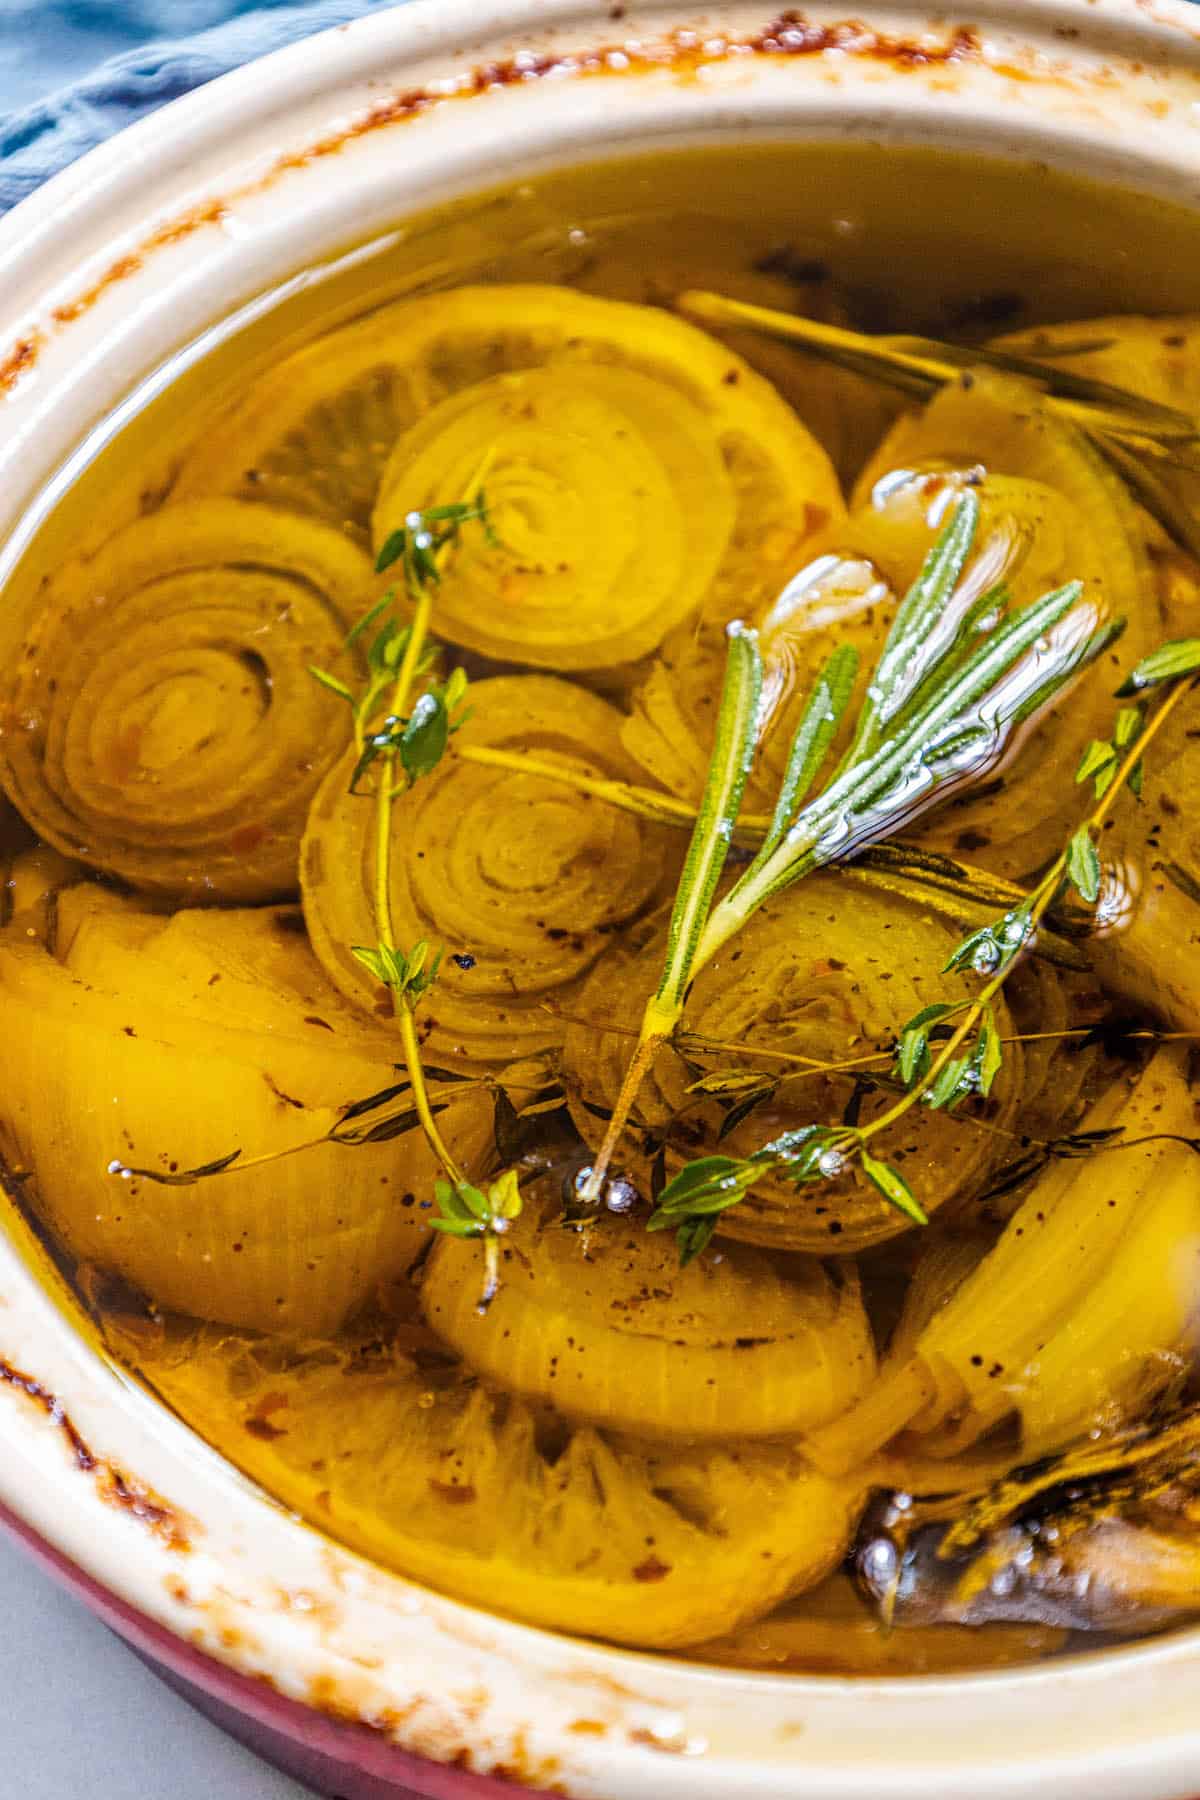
[[5, 142, 1200, 1675]]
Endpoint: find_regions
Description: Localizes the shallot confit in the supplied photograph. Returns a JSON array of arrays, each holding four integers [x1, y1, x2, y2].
[[5, 164, 1200, 1666]]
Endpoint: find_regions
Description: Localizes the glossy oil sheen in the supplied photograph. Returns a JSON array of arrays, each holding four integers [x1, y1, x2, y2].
[[6, 140, 1200, 635], [4, 139, 1200, 1682]]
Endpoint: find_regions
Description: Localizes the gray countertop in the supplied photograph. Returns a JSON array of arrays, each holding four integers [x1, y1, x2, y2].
[[0, 1527, 314, 1798]]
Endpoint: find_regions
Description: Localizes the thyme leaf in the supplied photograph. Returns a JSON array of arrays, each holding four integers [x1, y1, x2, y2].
[[351, 937, 443, 1000], [860, 1151, 927, 1226], [716, 1080, 780, 1141], [976, 1005, 1004, 1098], [375, 499, 492, 584], [397, 665, 471, 787], [676, 1216, 719, 1266], [307, 666, 355, 704], [430, 1168, 523, 1311], [943, 908, 1033, 978], [1077, 698, 1147, 803], [894, 1002, 961, 1087]]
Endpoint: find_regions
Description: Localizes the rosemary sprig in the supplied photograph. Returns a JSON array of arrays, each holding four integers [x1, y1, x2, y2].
[[644, 623, 765, 1041], [576, 623, 762, 1203], [655, 640, 1200, 1258], [694, 589, 1101, 971], [677, 290, 1200, 471], [580, 492, 1110, 1215]]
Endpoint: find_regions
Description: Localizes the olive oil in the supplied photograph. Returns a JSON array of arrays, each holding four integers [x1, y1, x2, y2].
[[5, 141, 1200, 1671]]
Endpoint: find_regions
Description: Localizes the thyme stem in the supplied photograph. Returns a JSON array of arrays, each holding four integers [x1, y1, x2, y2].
[[454, 745, 1093, 966], [453, 742, 767, 838], [860, 669, 1197, 1155], [367, 471, 496, 1188], [677, 290, 1200, 469], [371, 552, 466, 1183], [396, 993, 466, 1186]]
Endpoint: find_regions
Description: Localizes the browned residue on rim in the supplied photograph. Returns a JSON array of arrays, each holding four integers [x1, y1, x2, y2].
[[50, 199, 230, 327], [0, 10, 991, 389], [271, 11, 983, 174], [0, 1354, 192, 1550], [6, 2, 1200, 393], [301, 1676, 568, 1791], [0, 332, 44, 395]]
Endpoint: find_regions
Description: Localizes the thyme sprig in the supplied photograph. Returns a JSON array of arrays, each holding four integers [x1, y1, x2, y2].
[[580, 491, 1111, 1214], [648, 1128, 926, 1266], [320, 490, 517, 1308], [311, 503, 486, 790], [1076, 702, 1147, 803], [655, 639, 1200, 1259]]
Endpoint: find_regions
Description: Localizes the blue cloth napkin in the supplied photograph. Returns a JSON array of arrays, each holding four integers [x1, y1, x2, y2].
[[0, 1, 401, 215]]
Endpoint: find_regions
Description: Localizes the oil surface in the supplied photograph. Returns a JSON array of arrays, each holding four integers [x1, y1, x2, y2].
[[3, 141, 1200, 1673]]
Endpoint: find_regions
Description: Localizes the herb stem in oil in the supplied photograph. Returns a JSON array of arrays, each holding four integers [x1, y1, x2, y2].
[[862, 666, 1198, 1155], [370, 574, 466, 1186]]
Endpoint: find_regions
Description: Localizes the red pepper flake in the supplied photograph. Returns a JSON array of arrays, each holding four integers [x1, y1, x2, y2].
[[230, 822, 267, 856], [244, 1416, 288, 1441], [429, 1479, 478, 1505], [632, 1555, 672, 1582]]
